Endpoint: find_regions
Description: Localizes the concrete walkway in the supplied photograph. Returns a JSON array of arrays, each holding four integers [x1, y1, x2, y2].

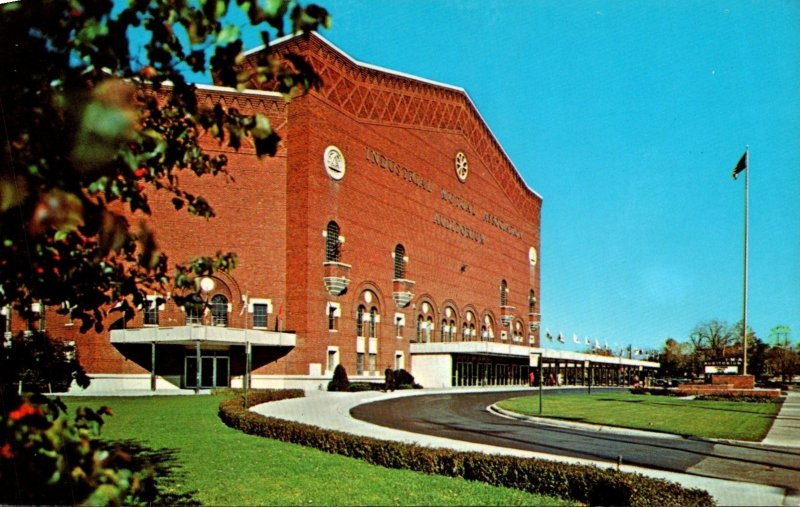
[[763, 389, 800, 447], [252, 387, 792, 506]]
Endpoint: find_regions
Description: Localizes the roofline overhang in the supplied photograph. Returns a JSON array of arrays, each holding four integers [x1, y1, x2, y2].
[[110, 326, 296, 347], [411, 342, 659, 368]]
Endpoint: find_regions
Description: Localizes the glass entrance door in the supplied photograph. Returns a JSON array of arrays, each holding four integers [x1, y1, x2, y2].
[[186, 355, 230, 388]]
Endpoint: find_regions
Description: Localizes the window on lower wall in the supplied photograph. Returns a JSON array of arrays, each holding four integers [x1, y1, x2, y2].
[[252, 303, 269, 328], [368, 353, 377, 374], [356, 352, 364, 375], [143, 296, 160, 326], [327, 302, 340, 331], [326, 348, 339, 373]]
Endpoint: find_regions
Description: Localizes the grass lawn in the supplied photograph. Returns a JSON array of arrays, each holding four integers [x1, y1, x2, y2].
[[62, 395, 571, 506], [497, 391, 782, 441]]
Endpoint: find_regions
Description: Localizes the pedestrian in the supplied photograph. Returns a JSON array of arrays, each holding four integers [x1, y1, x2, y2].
[[529, 370, 535, 387], [384, 366, 395, 392]]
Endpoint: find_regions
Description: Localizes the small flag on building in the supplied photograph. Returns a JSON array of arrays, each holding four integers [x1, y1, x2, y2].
[[732, 150, 748, 180], [573, 333, 580, 344]]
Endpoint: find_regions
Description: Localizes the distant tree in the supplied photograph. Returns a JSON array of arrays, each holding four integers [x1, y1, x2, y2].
[[690, 319, 735, 360], [657, 338, 690, 377], [766, 325, 798, 382]]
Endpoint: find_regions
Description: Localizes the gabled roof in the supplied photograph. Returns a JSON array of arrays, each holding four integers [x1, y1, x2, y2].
[[241, 31, 542, 208]]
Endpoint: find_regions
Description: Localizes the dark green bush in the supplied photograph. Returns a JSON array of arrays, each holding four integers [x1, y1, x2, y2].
[[327, 364, 350, 392], [347, 382, 380, 392], [394, 369, 423, 389], [695, 393, 779, 403], [219, 392, 715, 506]]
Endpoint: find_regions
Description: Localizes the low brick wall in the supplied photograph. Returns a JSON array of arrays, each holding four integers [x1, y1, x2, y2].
[[711, 374, 755, 389]]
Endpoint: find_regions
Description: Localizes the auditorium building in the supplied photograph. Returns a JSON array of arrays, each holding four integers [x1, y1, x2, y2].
[[5, 32, 657, 392]]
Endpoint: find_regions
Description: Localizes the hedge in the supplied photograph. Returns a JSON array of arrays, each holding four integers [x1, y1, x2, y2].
[[218, 390, 715, 507]]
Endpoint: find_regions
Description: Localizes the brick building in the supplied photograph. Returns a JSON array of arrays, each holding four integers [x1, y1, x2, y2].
[[5, 33, 656, 392]]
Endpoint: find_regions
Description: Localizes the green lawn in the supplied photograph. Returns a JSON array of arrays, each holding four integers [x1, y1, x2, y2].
[[497, 391, 782, 441], [62, 395, 571, 506]]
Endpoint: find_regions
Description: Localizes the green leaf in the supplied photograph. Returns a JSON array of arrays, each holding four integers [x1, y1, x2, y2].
[[216, 24, 240, 45]]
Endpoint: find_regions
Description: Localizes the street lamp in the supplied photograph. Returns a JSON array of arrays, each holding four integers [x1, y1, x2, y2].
[[584, 360, 591, 395], [531, 352, 542, 415]]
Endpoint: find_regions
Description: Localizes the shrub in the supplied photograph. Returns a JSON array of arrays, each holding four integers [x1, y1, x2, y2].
[[219, 392, 715, 506], [0, 331, 90, 393], [393, 369, 423, 389], [0, 391, 155, 505], [695, 393, 778, 403], [327, 364, 350, 392], [347, 382, 380, 392]]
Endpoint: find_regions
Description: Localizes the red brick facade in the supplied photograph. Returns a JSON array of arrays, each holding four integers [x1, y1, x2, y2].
[[15, 33, 542, 390]]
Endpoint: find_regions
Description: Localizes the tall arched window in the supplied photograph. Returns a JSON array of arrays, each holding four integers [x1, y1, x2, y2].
[[211, 294, 228, 327], [326, 221, 341, 262], [393, 244, 406, 279], [416, 315, 424, 341], [449, 319, 456, 342], [369, 307, 378, 338], [356, 305, 365, 337], [529, 290, 536, 314], [500, 280, 508, 306], [425, 316, 433, 343]]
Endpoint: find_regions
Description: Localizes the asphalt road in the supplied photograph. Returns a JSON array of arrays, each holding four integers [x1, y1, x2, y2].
[[350, 388, 800, 492]]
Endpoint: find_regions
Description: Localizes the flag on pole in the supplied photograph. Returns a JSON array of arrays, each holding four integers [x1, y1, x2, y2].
[[732, 150, 748, 180], [573, 333, 580, 344]]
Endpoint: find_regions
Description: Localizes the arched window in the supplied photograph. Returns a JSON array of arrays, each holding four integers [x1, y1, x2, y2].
[[449, 319, 456, 342], [325, 221, 341, 262], [369, 307, 378, 338], [469, 323, 476, 340], [500, 280, 508, 306], [425, 316, 433, 343], [211, 295, 228, 327], [482, 315, 495, 341], [440, 318, 448, 342], [416, 315, 424, 342], [393, 244, 406, 279], [529, 290, 536, 314], [461, 322, 468, 341], [356, 305, 365, 337]]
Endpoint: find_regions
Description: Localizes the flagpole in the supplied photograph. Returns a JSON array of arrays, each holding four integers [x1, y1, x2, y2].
[[742, 147, 749, 375]]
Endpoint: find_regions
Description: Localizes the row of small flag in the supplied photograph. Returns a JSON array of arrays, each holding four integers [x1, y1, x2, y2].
[[543, 330, 643, 354]]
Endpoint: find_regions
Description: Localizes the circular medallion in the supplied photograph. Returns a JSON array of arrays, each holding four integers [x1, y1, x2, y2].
[[454, 151, 469, 183], [422, 302, 429, 314], [364, 291, 373, 304], [324, 145, 345, 180]]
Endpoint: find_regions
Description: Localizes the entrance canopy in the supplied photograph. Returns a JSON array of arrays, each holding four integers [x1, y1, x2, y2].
[[411, 341, 658, 369], [110, 326, 296, 347]]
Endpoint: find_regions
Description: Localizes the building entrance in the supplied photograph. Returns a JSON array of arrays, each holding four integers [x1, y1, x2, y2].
[[185, 354, 230, 388]]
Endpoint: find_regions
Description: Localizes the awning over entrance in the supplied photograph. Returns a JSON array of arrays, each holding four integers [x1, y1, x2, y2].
[[110, 326, 296, 347], [411, 342, 658, 369]]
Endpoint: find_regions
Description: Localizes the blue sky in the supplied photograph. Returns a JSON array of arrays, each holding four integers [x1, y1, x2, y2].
[[231, 0, 800, 352]]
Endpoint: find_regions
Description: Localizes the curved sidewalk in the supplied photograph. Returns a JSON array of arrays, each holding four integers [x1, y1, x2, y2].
[[251, 387, 790, 506]]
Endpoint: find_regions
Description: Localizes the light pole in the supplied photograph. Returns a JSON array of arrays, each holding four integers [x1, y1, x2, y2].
[[585, 360, 591, 395], [531, 352, 542, 415]]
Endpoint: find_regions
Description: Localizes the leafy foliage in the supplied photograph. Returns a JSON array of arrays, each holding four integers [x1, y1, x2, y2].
[[0, 0, 330, 331], [220, 391, 716, 507], [0, 331, 90, 393], [0, 393, 156, 505]]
